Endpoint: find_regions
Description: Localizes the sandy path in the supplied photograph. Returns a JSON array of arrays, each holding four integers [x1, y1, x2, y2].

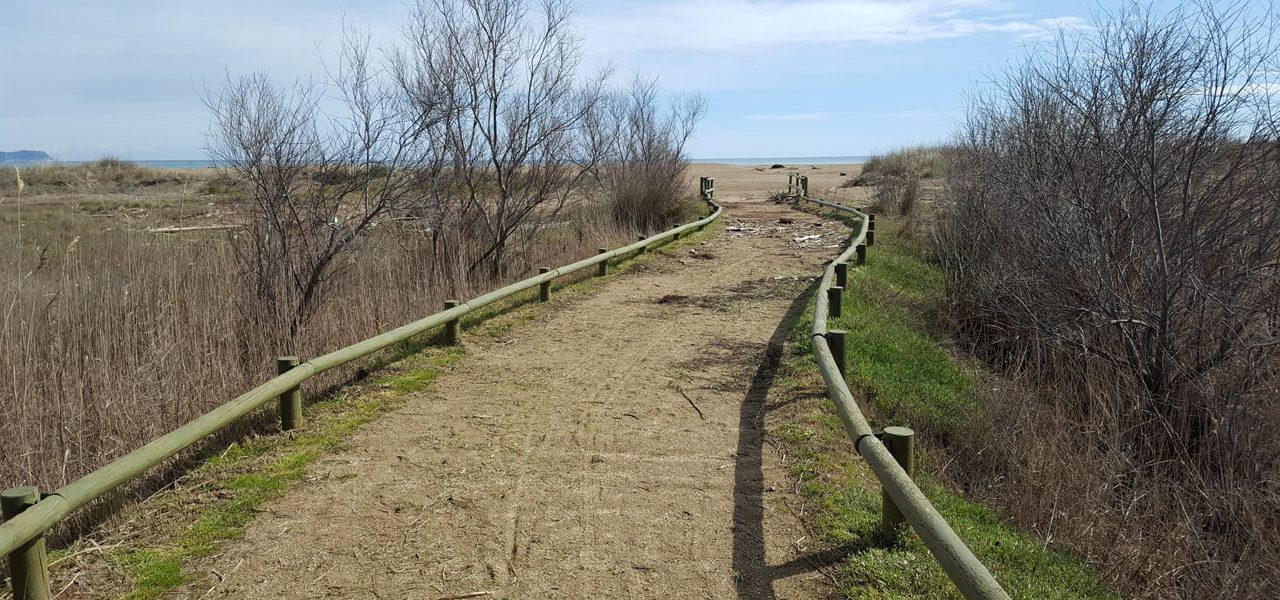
[[196, 185, 850, 599]]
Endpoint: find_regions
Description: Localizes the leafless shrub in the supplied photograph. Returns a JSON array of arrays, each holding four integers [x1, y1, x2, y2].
[[937, 2, 1280, 596], [590, 77, 706, 232]]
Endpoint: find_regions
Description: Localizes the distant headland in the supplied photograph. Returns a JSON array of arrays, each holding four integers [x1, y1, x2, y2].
[[0, 150, 53, 165]]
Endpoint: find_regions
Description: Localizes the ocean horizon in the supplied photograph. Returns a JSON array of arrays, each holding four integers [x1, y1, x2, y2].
[[10, 156, 871, 170]]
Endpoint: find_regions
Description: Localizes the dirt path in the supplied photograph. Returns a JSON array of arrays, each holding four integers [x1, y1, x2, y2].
[[195, 195, 848, 599]]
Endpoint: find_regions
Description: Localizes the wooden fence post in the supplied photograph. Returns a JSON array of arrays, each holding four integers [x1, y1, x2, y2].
[[2, 487, 51, 600], [856, 243, 867, 266], [444, 300, 460, 345], [276, 356, 302, 430], [637, 234, 647, 253], [835, 262, 848, 288], [827, 329, 847, 377], [538, 267, 551, 302], [867, 213, 877, 246], [828, 286, 844, 318], [597, 248, 609, 276], [881, 426, 915, 540]]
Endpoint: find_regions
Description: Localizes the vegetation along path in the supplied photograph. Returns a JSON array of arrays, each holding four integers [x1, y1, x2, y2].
[[182, 196, 846, 598]]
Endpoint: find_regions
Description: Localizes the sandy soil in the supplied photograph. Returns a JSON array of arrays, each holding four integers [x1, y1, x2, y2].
[[694, 163, 867, 205], [187, 166, 859, 599]]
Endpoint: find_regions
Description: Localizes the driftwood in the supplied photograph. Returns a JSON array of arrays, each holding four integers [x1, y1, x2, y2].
[[144, 225, 239, 234]]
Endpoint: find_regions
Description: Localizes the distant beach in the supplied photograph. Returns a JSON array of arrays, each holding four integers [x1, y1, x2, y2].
[[690, 156, 870, 166]]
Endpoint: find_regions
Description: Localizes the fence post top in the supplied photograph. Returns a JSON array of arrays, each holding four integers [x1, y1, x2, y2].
[[1, 487, 40, 515], [883, 426, 914, 438], [1, 486, 38, 502]]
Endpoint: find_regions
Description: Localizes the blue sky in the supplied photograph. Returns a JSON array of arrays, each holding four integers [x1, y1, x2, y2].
[[0, 1, 1098, 160]]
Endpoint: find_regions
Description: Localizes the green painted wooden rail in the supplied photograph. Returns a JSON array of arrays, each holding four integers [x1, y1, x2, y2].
[[792, 176, 1012, 600], [0, 180, 721, 599]]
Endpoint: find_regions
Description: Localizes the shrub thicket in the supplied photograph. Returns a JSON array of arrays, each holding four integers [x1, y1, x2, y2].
[[936, 2, 1280, 597]]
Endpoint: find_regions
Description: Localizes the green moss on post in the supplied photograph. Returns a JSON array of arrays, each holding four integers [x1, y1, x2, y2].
[[597, 248, 608, 276], [276, 357, 302, 431], [444, 300, 460, 345], [881, 426, 916, 540], [538, 267, 551, 302], [827, 285, 844, 318], [1, 487, 51, 600]]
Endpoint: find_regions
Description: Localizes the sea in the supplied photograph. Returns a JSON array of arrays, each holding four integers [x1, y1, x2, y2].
[[16, 156, 871, 170]]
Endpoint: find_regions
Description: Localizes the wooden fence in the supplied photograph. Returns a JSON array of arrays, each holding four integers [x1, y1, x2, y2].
[[790, 173, 1011, 600]]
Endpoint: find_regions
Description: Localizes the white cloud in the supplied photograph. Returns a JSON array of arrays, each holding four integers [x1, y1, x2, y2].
[[578, 1, 1088, 55]]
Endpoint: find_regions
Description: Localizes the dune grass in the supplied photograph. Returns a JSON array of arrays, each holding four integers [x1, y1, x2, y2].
[[849, 147, 955, 186]]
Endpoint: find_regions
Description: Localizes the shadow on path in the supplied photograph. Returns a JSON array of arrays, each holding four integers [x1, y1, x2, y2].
[[731, 278, 878, 598]]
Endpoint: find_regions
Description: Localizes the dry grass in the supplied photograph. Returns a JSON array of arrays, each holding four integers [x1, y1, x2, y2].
[[0, 159, 214, 196], [871, 176, 919, 216]]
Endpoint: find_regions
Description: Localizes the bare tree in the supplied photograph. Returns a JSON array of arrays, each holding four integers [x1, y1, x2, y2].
[[397, 0, 609, 277], [590, 76, 706, 231], [206, 29, 446, 345]]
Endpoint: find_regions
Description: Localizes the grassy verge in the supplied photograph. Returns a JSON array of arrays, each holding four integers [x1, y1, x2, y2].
[[53, 212, 720, 600], [774, 210, 1113, 599]]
